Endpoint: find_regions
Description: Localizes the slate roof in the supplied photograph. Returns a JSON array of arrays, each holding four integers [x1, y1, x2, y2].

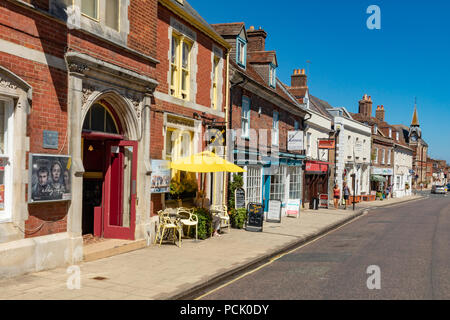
[[211, 23, 245, 36], [247, 51, 277, 65], [309, 95, 333, 119]]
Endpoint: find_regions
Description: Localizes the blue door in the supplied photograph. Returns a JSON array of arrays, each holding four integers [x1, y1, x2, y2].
[[262, 167, 271, 213]]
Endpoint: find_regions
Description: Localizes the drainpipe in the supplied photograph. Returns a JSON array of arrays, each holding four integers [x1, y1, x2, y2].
[[223, 50, 230, 207]]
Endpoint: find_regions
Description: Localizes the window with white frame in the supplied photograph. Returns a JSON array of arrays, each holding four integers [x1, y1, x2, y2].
[[246, 166, 262, 204], [269, 63, 276, 88], [373, 147, 378, 163], [289, 167, 302, 199], [387, 149, 391, 164], [81, 0, 99, 20], [0, 99, 13, 221], [306, 132, 311, 156], [373, 124, 378, 134], [270, 166, 286, 201], [170, 33, 192, 100], [381, 149, 385, 164], [241, 97, 250, 138], [389, 128, 392, 138], [236, 37, 247, 68], [396, 131, 399, 141], [396, 175, 401, 190], [272, 111, 279, 146], [81, 0, 120, 31]]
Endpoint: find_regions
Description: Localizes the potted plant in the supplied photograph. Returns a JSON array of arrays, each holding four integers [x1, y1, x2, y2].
[[170, 178, 184, 207]]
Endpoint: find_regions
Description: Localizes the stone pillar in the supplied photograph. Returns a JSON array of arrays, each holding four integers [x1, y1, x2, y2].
[[66, 71, 84, 263]]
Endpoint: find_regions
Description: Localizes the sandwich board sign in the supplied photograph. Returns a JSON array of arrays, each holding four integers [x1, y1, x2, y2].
[[266, 200, 282, 223], [286, 199, 300, 218]]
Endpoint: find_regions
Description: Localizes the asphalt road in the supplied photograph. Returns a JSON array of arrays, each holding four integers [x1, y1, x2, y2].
[[200, 192, 450, 300]]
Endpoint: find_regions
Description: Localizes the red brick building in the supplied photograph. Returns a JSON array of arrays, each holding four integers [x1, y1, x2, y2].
[[150, 0, 231, 219], [212, 23, 309, 215], [0, 0, 158, 277], [352, 97, 395, 193]]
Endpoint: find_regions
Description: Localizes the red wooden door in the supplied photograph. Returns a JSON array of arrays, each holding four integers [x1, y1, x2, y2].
[[103, 140, 138, 240]]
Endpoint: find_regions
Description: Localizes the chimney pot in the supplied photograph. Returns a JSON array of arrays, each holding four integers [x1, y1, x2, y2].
[[250, 26, 255, 31]]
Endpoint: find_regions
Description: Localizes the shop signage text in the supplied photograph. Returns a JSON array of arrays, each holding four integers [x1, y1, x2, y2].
[[305, 162, 328, 173], [318, 140, 335, 149], [371, 167, 393, 175], [287, 131, 304, 151]]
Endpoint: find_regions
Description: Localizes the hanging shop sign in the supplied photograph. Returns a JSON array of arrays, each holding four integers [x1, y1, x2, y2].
[[318, 140, 335, 149], [371, 167, 393, 176], [287, 131, 304, 151], [266, 199, 282, 223], [286, 199, 300, 218], [206, 125, 226, 149], [305, 161, 328, 173], [28, 154, 72, 203], [150, 160, 171, 193], [246, 202, 264, 232], [235, 187, 246, 209]]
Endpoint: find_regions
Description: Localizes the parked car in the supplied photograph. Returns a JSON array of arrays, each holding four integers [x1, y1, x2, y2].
[[431, 185, 447, 194]]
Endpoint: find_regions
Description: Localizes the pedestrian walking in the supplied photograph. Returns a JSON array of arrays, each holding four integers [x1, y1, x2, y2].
[[333, 184, 340, 209], [343, 182, 351, 210]]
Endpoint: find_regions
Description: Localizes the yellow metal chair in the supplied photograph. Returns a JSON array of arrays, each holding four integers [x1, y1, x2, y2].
[[210, 204, 231, 234], [154, 210, 182, 247], [177, 208, 198, 241]]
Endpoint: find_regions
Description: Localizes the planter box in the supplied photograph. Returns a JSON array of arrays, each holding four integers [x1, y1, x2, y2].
[[349, 196, 361, 203]]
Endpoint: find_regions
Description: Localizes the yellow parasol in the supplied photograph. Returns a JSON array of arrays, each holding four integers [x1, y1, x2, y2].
[[170, 151, 245, 173]]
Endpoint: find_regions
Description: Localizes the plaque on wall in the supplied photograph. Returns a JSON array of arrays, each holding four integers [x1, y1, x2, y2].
[[43, 130, 59, 149]]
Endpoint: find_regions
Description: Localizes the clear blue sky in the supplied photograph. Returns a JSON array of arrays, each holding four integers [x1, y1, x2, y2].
[[190, 0, 450, 163]]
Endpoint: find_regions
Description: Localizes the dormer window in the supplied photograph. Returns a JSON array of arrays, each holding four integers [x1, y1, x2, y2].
[[389, 128, 392, 138], [236, 37, 247, 68], [373, 124, 378, 134], [396, 131, 399, 141], [269, 63, 276, 88]]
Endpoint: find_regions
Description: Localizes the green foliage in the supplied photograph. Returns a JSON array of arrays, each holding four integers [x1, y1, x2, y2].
[[376, 192, 383, 200], [169, 178, 184, 200], [191, 207, 212, 240], [169, 175, 198, 199], [230, 208, 247, 229], [228, 174, 244, 209]]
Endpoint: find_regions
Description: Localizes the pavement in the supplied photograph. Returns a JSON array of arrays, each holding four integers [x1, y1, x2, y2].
[[0, 194, 424, 300]]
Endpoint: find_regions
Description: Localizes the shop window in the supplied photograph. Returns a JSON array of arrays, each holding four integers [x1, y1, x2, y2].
[[170, 33, 192, 101], [246, 166, 261, 204], [82, 103, 119, 134], [270, 166, 286, 201], [288, 167, 302, 199]]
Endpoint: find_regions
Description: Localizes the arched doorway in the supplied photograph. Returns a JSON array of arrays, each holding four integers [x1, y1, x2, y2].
[[81, 101, 137, 240]]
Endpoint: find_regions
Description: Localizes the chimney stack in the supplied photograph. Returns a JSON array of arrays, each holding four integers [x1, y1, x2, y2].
[[358, 94, 373, 118], [247, 26, 267, 52], [291, 69, 307, 88], [375, 105, 385, 122]]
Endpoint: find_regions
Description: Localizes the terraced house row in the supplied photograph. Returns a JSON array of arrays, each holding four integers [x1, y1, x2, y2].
[[0, 0, 431, 277]]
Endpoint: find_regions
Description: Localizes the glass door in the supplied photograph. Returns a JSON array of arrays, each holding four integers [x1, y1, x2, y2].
[[103, 140, 137, 240]]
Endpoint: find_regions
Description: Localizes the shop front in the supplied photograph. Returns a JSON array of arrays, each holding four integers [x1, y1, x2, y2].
[[371, 167, 393, 194], [303, 160, 329, 209]]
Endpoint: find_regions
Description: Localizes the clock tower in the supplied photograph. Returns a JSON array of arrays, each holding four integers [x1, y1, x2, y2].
[[409, 100, 421, 142]]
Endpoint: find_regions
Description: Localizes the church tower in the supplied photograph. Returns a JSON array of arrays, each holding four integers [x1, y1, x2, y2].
[[409, 99, 421, 142]]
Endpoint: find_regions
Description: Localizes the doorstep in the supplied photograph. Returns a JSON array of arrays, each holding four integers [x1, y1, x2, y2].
[[83, 237, 147, 262]]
